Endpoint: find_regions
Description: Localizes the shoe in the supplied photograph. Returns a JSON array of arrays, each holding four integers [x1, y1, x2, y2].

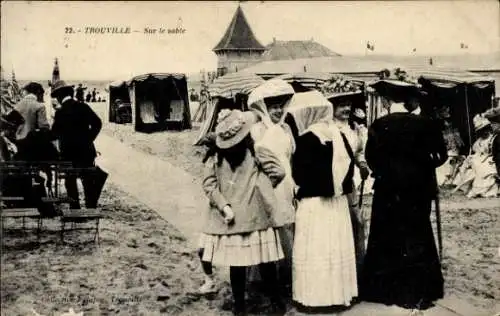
[[197, 276, 218, 294]]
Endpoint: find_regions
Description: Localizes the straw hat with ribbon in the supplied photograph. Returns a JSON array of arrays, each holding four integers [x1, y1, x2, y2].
[[215, 109, 257, 149]]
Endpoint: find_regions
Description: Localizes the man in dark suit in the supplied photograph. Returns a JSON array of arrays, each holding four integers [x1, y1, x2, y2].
[[360, 89, 448, 310], [51, 80, 103, 209]]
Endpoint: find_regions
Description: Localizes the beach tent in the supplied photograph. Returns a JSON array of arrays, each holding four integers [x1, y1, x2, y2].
[[367, 67, 496, 154], [124, 73, 191, 133], [108, 80, 130, 123]]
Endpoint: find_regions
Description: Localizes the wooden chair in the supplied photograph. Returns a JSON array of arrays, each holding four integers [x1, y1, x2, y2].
[[55, 163, 104, 245], [1, 162, 42, 240]]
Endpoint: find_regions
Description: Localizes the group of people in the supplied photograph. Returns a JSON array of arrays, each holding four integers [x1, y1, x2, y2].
[[447, 109, 500, 198], [194, 79, 448, 315], [1, 79, 105, 211], [75, 83, 104, 103]]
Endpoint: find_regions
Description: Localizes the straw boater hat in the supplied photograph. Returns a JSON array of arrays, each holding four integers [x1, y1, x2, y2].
[[50, 80, 74, 97], [215, 109, 257, 149], [473, 114, 491, 132]]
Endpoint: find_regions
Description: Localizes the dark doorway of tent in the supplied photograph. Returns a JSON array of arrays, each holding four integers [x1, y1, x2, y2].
[[108, 73, 192, 133]]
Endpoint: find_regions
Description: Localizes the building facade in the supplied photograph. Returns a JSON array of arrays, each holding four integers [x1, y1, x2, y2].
[[213, 6, 340, 77]]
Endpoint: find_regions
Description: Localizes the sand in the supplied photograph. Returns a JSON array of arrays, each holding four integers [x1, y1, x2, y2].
[[1, 104, 498, 315]]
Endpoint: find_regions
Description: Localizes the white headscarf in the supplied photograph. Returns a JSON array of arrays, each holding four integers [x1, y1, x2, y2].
[[248, 79, 295, 130], [281, 90, 333, 136]]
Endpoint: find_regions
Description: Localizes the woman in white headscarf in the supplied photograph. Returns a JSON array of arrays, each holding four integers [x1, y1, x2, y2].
[[248, 80, 296, 293], [285, 91, 358, 311]]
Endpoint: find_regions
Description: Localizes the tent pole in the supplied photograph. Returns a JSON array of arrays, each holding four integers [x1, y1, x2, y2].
[[464, 85, 472, 155]]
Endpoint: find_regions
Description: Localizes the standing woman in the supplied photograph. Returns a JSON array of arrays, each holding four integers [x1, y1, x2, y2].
[[248, 84, 296, 294], [200, 109, 287, 315], [360, 91, 447, 311], [286, 94, 358, 311]]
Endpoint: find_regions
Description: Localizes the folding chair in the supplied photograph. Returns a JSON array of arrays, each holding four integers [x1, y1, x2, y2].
[[55, 163, 104, 245], [1, 161, 42, 241]]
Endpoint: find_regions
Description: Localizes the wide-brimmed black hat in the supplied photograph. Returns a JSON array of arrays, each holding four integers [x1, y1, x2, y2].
[[327, 91, 363, 107], [50, 80, 74, 97], [370, 79, 426, 102]]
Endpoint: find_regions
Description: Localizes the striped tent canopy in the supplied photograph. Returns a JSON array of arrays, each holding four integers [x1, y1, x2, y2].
[[126, 73, 187, 85], [370, 66, 494, 86], [405, 66, 495, 84], [208, 72, 265, 99]]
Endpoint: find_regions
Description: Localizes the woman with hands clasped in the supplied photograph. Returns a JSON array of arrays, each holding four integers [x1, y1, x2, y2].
[[199, 109, 287, 316]]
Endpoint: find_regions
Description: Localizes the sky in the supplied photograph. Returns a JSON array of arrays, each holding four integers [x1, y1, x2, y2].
[[1, 0, 499, 81]]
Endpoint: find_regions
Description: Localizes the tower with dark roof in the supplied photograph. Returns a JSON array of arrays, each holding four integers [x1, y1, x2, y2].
[[213, 5, 265, 76]]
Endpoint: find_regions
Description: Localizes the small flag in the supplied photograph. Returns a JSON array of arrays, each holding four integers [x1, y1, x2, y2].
[[460, 43, 468, 49], [366, 42, 375, 51]]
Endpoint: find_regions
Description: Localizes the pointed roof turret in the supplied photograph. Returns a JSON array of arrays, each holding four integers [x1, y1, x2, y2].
[[213, 5, 265, 52]]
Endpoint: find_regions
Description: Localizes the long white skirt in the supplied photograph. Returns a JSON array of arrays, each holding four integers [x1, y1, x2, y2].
[[293, 195, 358, 307], [199, 227, 284, 267]]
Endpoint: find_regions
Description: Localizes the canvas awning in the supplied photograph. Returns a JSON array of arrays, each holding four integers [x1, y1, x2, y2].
[[402, 66, 495, 85], [127, 73, 187, 85], [208, 72, 265, 98]]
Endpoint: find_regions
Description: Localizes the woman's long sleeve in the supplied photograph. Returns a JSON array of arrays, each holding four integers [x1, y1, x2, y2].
[[202, 157, 229, 211], [255, 144, 286, 188]]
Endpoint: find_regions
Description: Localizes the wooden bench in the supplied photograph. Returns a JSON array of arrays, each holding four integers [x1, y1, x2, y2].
[[2, 162, 105, 245], [60, 209, 103, 244]]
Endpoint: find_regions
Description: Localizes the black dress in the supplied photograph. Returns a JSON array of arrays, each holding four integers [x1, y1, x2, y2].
[[360, 112, 448, 309]]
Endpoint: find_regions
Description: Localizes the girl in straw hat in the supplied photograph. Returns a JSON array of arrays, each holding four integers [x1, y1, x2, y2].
[[200, 109, 287, 315]]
